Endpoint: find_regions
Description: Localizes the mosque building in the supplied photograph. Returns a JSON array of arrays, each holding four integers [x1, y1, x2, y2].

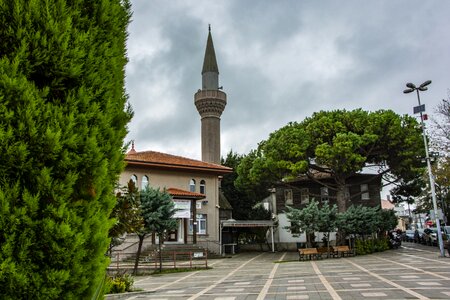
[[118, 27, 231, 254]]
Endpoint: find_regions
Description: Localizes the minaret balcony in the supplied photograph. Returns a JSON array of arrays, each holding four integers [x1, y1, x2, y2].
[[194, 89, 227, 102], [194, 90, 227, 117]]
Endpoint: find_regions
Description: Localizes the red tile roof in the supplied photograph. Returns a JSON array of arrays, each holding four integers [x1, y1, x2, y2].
[[125, 150, 232, 174], [167, 188, 206, 199]]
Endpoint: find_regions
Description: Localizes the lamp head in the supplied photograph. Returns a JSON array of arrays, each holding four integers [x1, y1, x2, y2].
[[403, 88, 414, 94], [406, 83, 416, 89], [418, 86, 428, 91], [419, 80, 432, 88]]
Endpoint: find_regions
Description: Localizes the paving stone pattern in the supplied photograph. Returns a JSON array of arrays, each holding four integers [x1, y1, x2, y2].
[[120, 243, 450, 300]]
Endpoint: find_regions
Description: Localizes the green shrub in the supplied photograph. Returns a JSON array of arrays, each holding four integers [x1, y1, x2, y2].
[[373, 237, 389, 252], [105, 274, 134, 294], [355, 238, 389, 255], [355, 239, 366, 255]]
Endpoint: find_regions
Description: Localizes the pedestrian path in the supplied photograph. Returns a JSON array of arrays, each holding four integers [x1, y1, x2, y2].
[[113, 243, 450, 300]]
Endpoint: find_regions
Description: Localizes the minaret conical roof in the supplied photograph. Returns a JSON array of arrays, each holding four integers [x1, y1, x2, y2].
[[201, 26, 219, 74]]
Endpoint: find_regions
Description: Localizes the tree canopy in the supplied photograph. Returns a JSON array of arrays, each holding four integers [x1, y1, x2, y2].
[[237, 109, 425, 212], [0, 1, 131, 298], [285, 201, 338, 247], [109, 180, 143, 247], [140, 187, 178, 237], [221, 150, 270, 220], [286, 201, 397, 248], [139, 187, 178, 272], [423, 95, 450, 219]]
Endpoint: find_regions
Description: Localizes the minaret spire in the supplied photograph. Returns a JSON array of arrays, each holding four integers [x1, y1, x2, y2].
[[195, 26, 227, 164], [201, 25, 219, 89]]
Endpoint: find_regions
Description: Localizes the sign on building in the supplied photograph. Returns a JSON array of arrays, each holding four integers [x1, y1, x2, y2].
[[173, 200, 191, 218]]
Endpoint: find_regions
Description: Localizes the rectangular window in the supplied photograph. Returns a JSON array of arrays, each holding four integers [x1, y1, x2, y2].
[[300, 188, 309, 204], [189, 214, 207, 235], [200, 180, 206, 194], [361, 184, 369, 200], [320, 187, 329, 203], [196, 201, 202, 210], [284, 189, 293, 205]]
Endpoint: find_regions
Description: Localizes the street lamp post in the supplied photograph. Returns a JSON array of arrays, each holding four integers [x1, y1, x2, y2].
[[404, 80, 445, 257]]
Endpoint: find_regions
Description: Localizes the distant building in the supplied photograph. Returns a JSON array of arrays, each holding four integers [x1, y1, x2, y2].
[[272, 173, 382, 250], [382, 199, 421, 230]]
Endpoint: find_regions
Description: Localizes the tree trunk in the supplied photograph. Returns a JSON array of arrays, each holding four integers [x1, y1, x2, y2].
[[133, 234, 145, 275], [158, 233, 163, 272], [336, 181, 347, 213], [306, 232, 315, 248], [336, 179, 348, 245], [326, 232, 330, 258]]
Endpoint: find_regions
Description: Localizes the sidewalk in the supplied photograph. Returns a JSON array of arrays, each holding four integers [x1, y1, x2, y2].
[[107, 242, 450, 300]]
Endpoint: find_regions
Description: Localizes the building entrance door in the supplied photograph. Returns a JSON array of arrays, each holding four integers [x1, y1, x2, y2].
[[168, 229, 178, 241]]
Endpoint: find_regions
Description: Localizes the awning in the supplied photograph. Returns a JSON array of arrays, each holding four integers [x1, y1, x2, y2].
[[219, 219, 276, 254], [220, 219, 275, 227]]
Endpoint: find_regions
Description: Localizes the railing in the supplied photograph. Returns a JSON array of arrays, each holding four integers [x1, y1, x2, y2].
[[201, 238, 221, 253], [108, 250, 208, 273], [194, 89, 227, 101], [109, 235, 156, 263]]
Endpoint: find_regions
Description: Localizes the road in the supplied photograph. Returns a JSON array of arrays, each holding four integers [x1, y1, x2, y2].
[[110, 242, 450, 300]]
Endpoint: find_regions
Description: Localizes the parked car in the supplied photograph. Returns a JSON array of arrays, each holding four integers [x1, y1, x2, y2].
[[424, 227, 449, 246], [415, 228, 426, 245], [422, 228, 436, 246], [429, 228, 439, 246], [404, 230, 415, 242], [414, 229, 424, 243], [442, 226, 450, 240]]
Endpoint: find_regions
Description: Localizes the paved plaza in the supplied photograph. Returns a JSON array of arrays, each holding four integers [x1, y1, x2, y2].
[[113, 242, 450, 300]]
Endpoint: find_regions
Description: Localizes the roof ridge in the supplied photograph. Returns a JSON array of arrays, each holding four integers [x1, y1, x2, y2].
[[125, 150, 232, 173], [129, 150, 230, 168]]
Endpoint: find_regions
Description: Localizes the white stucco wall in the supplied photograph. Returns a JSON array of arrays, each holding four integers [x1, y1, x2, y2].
[[276, 213, 337, 246]]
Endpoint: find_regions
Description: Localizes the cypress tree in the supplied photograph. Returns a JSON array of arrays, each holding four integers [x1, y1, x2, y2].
[[0, 0, 132, 298]]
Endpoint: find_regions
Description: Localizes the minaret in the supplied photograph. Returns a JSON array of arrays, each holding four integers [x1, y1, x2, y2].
[[195, 26, 227, 164]]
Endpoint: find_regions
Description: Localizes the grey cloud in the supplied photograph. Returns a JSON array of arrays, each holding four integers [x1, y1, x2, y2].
[[126, 0, 450, 158]]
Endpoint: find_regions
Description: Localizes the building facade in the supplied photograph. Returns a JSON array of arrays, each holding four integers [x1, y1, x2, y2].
[[120, 149, 231, 253], [272, 173, 382, 250]]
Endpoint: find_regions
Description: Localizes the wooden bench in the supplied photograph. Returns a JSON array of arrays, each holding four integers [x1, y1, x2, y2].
[[317, 247, 334, 258], [332, 245, 355, 257], [298, 248, 322, 261]]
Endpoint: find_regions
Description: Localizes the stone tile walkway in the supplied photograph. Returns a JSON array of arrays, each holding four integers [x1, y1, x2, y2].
[[109, 243, 450, 300]]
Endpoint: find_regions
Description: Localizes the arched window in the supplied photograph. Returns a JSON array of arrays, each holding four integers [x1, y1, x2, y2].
[[130, 174, 138, 188], [141, 175, 149, 190], [200, 180, 206, 194], [189, 179, 196, 192]]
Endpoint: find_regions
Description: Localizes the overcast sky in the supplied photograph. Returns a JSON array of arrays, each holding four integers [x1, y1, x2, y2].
[[125, 0, 449, 161]]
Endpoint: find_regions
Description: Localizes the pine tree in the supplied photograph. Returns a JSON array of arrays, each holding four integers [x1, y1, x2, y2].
[[0, 1, 131, 298], [139, 187, 178, 272], [109, 180, 143, 253]]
